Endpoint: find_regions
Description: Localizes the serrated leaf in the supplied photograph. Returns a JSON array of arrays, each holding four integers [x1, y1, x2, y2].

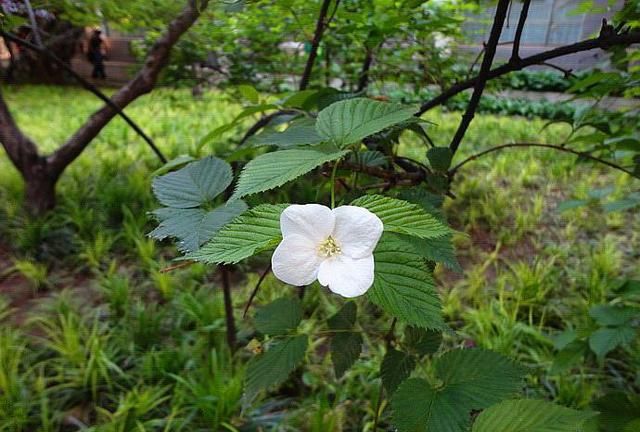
[[367, 234, 443, 329], [427, 147, 453, 172], [472, 399, 597, 432], [248, 118, 324, 148], [331, 332, 362, 378], [149, 201, 247, 253], [381, 349, 416, 395], [349, 150, 388, 167], [316, 98, 416, 147], [254, 297, 302, 336], [328, 302, 357, 330], [399, 234, 462, 272], [589, 305, 639, 327], [593, 392, 640, 432], [588, 326, 636, 361], [328, 302, 361, 378], [404, 326, 442, 356], [351, 195, 450, 240], [231, 148, 349, 200], [245, 335, 307, 401], [435, 349, 527, 409], [152, 157, 232, 208], [187, 204, 287, 264], [392, 349, 527, 432]]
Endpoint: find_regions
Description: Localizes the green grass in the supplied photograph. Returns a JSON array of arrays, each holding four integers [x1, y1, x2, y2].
[[0, 85, 638, 430]]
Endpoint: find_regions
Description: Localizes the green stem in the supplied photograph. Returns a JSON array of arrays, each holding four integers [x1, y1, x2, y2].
[[330, 162, 339, 208]]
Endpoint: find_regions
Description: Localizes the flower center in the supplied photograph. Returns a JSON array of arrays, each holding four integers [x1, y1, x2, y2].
[[318, 236, 342, 257]]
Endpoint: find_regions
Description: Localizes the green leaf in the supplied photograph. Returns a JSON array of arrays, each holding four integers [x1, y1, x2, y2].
[[557, 199, 589, 212], [151, 155, 195, 177], [152, 157, 232, 208], [588, 326, 636, 361], [399, 234, 462, 272], [351, 195, 451, 240], [331, 332, 363, 378], [149, 201, 247, 253], [589, 305, 639, 327], [551, 340, 587, 374], [316, 98, 416, 147], [367, 234, 443, 329], [427, 147, 453, 172], [245, 335, 307, 401], [328, 302, 361, 378], [349, 150, 388, 167], [381, 349, 417, 395], [187, 204, 286, 264], [328, 302, 357, 330], [392, 349, 527, 432], [248, 118, 324, 148], [472, 399, 597, 432], [238, 84, 260, 104], [231, 148, 349, 200], [593, 392, 640, 432], [404, 326, 442, 357], [254, 297, 302, 336]]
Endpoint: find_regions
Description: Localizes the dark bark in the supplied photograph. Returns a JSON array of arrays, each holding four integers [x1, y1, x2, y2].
[[357, 48, 374, 92], [511, 0, 531, 61], [299, 0, 334, 90], [220, 265, 237, 351], [448, 0, 510, 155], [417, 28, 640, 116]]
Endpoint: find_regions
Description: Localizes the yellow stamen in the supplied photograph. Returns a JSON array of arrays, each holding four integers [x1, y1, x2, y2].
[[318, 236, 341, 257]]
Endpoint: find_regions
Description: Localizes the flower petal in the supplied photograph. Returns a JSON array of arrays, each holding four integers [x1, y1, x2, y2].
[[317, 254, 374, 298], [272, 234, 322, 286], [280, 204, 335, 243], [331, 206, 383, 259]]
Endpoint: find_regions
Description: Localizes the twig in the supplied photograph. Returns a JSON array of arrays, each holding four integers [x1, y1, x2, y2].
[[416, 30, 640, 116], [160, 261, 194, 273], [510, 0, 531, 61], [372, 318, 397, 432], [220, 265, 237, 351], [238, 109, 298, 145], [0, 30, 167, 164], [448, 142, 638, 178], [243, 264, 272, 318], [448, 0, 511, 155], [299, 0, 336, 90], [540, 61, 575, 78]]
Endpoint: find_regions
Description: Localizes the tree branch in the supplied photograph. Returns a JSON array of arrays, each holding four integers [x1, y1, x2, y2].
[[0, 30, 167, 165], [448, 0, 511, 155], [511, 0, 531, 61], [299, 0, 336, 90], [0, 88, 40, 175], [449, 143, 638, 178], [46, 0, 209, 176], [417, 28, 640, 116]]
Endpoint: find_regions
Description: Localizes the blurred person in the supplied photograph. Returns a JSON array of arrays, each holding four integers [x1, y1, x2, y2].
[[85, 28, 109, 79]]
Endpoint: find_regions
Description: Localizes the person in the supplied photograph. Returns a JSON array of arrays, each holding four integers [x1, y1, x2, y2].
[[86, 29, 108, 79]]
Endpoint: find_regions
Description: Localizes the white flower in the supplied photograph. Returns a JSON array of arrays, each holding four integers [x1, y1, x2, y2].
[[271, 204, 383, 298]]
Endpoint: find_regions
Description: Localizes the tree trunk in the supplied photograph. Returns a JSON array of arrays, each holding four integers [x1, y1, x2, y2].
[[23, 160, 58, 216]]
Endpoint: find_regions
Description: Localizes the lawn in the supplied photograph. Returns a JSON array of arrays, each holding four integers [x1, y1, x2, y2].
[[0, 85, 638, 430]]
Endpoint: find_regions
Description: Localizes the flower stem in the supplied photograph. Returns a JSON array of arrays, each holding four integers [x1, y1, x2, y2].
[[330, 161, 339, 208]]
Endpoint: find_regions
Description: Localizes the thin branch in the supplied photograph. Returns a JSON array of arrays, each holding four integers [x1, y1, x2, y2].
[[24, 0, 43, 47], [540, 61, 575, 78], [243, 264, 272, 318], [511, 0, 531, 61], [449, 0, 511, 155], [449, 142, 638, 178], [46, 0, 209, 176], [417, 28, 640, 116], [299, 0, 336, 90], [0, 30, 167, 165], [238, 109, 298, 145], [220, 265, 237, 351]]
